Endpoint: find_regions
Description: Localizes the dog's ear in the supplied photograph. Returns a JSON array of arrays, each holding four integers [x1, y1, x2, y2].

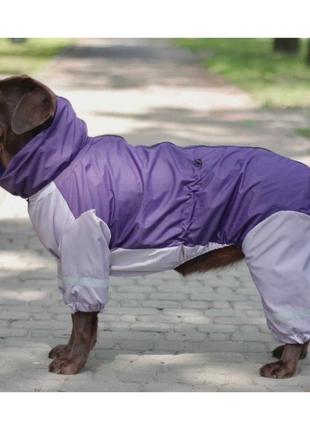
[[11, 80, 56, 135]]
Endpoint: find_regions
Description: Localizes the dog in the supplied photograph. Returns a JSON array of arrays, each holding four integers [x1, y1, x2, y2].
[[0, 75, 309, 378]]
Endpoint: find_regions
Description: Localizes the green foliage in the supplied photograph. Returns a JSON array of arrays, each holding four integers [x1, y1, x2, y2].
[[176, 38, 310, 108], [296, 128, 310, 139], [0, 38, 73, 75]]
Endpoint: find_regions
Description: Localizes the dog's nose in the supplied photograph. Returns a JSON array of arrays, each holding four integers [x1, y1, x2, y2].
[[192, 158, 203, 167]]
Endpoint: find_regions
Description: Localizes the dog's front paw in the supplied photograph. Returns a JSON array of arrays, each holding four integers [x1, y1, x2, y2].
[[48, 357, 85, 375], [48, 344, 71, 359], [259, 360, 296, 379]]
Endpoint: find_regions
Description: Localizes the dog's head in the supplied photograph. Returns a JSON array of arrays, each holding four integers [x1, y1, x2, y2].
[[0, 75, 56, 166]]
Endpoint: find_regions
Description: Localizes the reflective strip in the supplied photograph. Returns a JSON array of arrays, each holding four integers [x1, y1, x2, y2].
[[63, 276, 109, 289]]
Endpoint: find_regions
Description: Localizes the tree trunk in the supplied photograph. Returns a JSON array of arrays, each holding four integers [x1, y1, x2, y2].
[[306, 39, 310, 65], [273, 38, 300, 54]]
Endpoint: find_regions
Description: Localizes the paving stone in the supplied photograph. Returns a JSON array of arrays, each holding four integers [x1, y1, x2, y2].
[[0, 328, 28, 337], [105, 306, 161, 316], [149, 293, 189, 301], [231, 332, 274, 342], [214, 317, 266, 325], [110, 292, 147, 300], [0, 321, 8, 328], [102, 330, 163, 341], [232, 301, 262, 310], [11, 320, 68, 329], [130, 322, 171, 332], [181, 301, 212, 309], [197, 324, 237, 333], [165, 331, 206, 342], [190, 293, 248, 301], [0, 311, 31, 320], [212, 301, 232, 309], [116, 285, 154, 293], [208, 333, 231, 341], [140, 300, 180, 308], [204, 309, 242, 317]]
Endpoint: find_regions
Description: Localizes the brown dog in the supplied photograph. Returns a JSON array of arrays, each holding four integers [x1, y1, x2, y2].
[[0, 75, 308, 377]]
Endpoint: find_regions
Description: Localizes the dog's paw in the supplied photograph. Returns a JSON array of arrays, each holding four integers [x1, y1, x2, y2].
[[48, 344, 71, 359], [259, 360, 296, 379], [49, 357, 84, 375]]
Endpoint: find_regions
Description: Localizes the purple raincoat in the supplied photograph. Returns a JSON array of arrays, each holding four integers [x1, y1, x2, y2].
[[1, 96, 310, 344]]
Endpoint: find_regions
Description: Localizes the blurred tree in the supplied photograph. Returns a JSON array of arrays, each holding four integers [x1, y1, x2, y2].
[[306, 39, 310, 65], [273, 38, 300, 54], [9, 38, 27, 44]]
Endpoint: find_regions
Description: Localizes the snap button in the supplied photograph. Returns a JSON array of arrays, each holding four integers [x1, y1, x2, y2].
[[193, 158, 203, 167]]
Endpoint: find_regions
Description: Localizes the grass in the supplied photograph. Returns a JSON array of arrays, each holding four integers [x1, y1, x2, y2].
[[296, 128, 310, 139], [176, 38, 310, 108], [0, 38, 73, 75]]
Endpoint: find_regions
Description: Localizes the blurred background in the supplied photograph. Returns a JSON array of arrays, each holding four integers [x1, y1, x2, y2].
[[1, 38, 310, 161]]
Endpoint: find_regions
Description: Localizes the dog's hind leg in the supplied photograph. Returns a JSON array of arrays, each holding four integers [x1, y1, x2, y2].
[[272, 342, 308, 360], [174, 245, 244, 276]]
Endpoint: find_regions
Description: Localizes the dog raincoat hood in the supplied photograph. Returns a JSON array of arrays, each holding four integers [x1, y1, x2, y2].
[[0, 97, 88, 198]]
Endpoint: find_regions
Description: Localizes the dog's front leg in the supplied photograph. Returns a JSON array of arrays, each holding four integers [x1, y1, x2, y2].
[[260, 342, 308, 379], [49, 312, 98, 375], [48, 314, 75, 359]]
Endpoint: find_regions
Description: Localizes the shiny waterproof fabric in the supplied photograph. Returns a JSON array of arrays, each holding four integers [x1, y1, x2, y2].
[[1, 96, 310, 250], [1, 96, 310, 344]]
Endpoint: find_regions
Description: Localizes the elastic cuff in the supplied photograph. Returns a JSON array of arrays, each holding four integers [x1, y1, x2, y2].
[[68, 302, 105, 313], [273, 332, 310, 344]]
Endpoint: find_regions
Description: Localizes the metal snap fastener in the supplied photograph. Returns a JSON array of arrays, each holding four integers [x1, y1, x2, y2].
[[193, 158, 203, 167]]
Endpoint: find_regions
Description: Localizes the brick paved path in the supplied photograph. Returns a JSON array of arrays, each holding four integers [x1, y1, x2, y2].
[[0, 39, 309, 391]]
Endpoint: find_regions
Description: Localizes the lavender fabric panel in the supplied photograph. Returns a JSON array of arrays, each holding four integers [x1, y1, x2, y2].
[[0, 96, 88, 198], [58, 209, 111, 314], [242, 211, 310, 344], [59, 209, 111, 282]]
